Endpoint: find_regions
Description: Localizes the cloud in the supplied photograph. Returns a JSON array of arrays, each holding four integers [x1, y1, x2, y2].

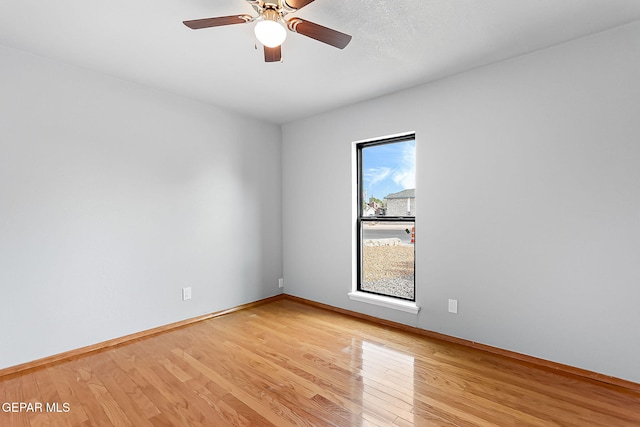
[[363, 140, 415, 198], [365, 167, 392, 186], [391, 143, 415, 189], [392, 170, 415, 189]]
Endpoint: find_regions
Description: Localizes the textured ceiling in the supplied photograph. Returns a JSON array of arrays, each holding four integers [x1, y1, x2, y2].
[[1, 0, 640, 124]]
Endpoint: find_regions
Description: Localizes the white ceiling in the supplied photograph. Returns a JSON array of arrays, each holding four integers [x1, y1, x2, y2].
[[1, 1, 640, 124]]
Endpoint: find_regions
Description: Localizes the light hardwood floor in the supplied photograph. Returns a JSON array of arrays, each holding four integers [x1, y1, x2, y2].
[[1, 298, 639, 426]]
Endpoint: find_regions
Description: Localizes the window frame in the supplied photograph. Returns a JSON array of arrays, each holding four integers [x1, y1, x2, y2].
[[356, 133, 416, 302]]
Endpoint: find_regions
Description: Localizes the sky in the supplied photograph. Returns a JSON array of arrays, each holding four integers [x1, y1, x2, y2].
[[362, 139, 415, 202]]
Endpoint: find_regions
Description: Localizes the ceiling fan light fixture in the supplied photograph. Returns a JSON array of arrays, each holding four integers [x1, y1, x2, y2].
[[254, 19, 287, 48], [183, 0, 352, 62]]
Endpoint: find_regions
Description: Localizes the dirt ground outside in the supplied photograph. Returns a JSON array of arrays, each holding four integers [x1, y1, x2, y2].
[[361, 244, 414, 300]]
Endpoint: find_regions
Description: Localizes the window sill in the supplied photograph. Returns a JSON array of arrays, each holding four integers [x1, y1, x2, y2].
[[348, 292, 420, 314]]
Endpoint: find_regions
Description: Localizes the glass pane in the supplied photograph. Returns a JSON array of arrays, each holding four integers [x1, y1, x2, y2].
[[362, 139, 415, 217], [361, 221, 415, 300]]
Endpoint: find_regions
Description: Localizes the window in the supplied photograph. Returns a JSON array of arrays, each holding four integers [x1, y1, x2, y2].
[[357, 134, 416, 301]]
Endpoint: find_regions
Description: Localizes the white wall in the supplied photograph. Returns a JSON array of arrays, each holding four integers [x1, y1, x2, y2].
[[0, 45, 282, 369], [282, 21, 640, 383]]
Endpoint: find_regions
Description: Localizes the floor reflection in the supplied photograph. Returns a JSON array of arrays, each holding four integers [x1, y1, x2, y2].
[[351, 339, 416, 425]]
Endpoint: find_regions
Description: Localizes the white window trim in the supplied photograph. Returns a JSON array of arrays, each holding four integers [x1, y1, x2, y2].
[[348, 291, 420, 314], [352, 131, 419, 315]]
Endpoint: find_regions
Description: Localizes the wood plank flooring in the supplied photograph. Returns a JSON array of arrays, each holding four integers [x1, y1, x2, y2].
[[1, 298, 639, 426]]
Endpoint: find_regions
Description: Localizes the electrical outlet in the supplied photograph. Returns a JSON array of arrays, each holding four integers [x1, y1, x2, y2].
[[182, 287, 192, 301], [448, 299, 458, 314], [278, 278, 284, 289]]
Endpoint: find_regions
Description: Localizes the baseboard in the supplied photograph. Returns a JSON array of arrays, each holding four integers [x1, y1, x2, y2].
[[3, 292, 638, 394], [284, 294, 640, 394], [0, 294, 285, 379]]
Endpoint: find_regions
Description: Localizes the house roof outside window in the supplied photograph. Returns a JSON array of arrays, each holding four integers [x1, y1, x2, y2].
[[384, 189, 415, 199]]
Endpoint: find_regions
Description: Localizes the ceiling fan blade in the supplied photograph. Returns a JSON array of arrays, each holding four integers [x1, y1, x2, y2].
[[287, 18, 352, 49], [183, 14, 253, 30], [264, 45, 282, 63], [283, 0, 316, 11]]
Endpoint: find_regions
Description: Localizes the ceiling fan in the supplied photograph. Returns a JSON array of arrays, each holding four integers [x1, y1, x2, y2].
[[183, 0, 352, 62]]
